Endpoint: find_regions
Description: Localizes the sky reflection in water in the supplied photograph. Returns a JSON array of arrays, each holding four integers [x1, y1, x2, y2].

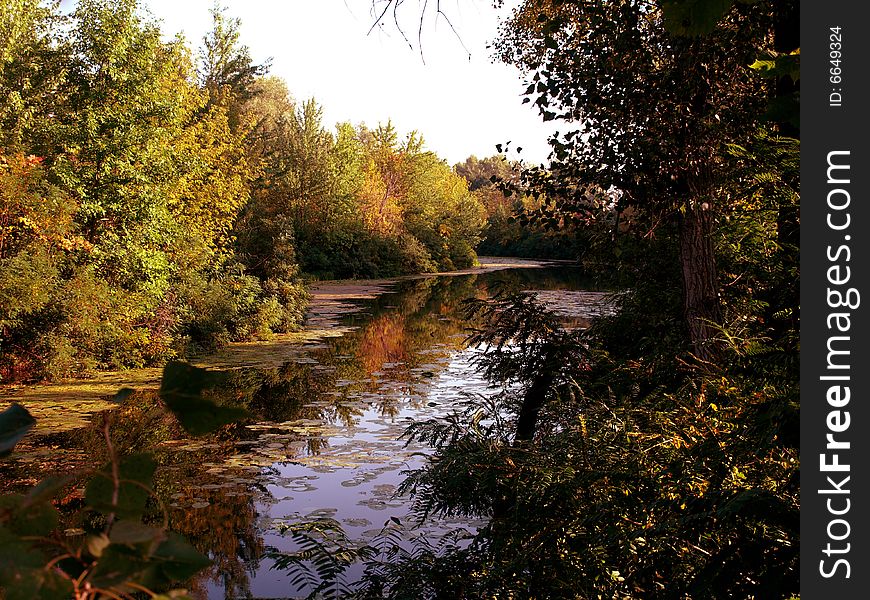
[[2, 266, 609, 599]]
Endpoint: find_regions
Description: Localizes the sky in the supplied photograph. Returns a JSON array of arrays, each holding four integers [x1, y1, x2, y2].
[[61, 0, 559, 166]]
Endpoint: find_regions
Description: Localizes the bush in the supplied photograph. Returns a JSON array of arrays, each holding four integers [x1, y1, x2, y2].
[[295, 223, 436, 280]]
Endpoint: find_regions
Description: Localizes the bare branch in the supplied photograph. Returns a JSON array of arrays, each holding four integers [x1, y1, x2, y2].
[[367, 0, 394, 35], [367, 0, 471, 62], [434, 0, 471, 60]]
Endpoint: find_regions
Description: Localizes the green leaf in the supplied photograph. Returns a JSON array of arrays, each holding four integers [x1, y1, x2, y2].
[[158, 361, 248, 436], [0, 566, 73, 600], [749, 52, 800, 81], [0, 527, 71, 600], [86, 544, 155, 589], [109, 520, 166, 547], [0, 526, 45, 571], [0, 494, 59, 536], [661, 0, 735, 36], [152, 533, 212, 581], [0, 403, 36, 456], [87, 533, 210, 590], [85, 452, 157, 519]]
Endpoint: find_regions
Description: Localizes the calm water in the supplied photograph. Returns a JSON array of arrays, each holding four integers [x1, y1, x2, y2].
[[1, 265, 609, 599]]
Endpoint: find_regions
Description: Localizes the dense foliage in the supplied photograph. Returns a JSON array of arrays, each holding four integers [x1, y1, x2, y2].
[[0, 0, 486, 383], [2, 0, 800, 598], [0, 362, 249, 600], [315, 0, 800, 598], [455, 154, 585, 259], [241, 104, 486, 280]]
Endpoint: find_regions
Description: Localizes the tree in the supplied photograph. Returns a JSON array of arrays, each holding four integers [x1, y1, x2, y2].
[[46, 0, 204, 296], [282, 99, 336, 226], [495, 0, 774, 361], [357, 121, 410, 236], [199, 1, 269, 108], [0, 0, 65, 151], [403, 152, 485, 269]]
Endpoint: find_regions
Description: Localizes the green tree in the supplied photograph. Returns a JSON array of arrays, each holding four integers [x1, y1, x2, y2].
[[199, 1, 269, 112], [495, 0, 775, 361], [403, 152, 485, 270], [0, 0, 65, 151]]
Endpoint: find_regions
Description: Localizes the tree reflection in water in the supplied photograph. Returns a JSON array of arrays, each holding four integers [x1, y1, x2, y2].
[[1, 266, 597, 598]]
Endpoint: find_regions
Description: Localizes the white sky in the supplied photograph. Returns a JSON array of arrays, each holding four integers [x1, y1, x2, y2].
[[61, 0, 558, 166]]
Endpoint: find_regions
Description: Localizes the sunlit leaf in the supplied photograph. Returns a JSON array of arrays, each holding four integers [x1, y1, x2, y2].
[[749, 51, 800, 81], [86, 533, 110, 557]]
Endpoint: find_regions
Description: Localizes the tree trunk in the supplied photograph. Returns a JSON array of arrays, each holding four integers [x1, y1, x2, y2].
[[514, 372, 554, 444], [491, 370, 555, 520], [679, 205, 722, 363]]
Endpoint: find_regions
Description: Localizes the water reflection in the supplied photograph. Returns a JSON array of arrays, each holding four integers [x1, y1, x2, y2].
[[1, 266, 605, 599]]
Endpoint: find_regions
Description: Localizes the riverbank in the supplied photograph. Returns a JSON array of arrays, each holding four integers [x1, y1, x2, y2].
[[0, 260, 610, 597], [0, 257, 563, 433]]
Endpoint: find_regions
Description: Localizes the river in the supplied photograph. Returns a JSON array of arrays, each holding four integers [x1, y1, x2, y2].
[[0, 258, 611, 599]]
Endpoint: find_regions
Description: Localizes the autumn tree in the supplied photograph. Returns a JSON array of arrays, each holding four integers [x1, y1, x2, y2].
[[403, 152, 485, 269], [0, 0, 307, 379]]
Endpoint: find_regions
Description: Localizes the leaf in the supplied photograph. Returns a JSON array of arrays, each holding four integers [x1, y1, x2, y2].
[[0, 566, 73, 600], [158, 361, 248, 436], [749, 51, 800, 81], [151, 533, 212, 581], [0, 494, 59, 536], [0, 526, 45, 571], [0, 527, 71, 600], [22, 475, 74, 508], [110, 520, 166, 547], [87, 533, 111, 557], [88, 534, 207, 590], [86, 544, 155, 589], [0, 403, 36, 456], [85, 452, 157, 519], [661, 0, 735, 36], [110, 388, 136, 404]]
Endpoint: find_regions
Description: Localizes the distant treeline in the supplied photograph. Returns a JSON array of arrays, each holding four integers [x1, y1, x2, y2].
[[456, 155, 585, 260], [1, 0, 555, 382]]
